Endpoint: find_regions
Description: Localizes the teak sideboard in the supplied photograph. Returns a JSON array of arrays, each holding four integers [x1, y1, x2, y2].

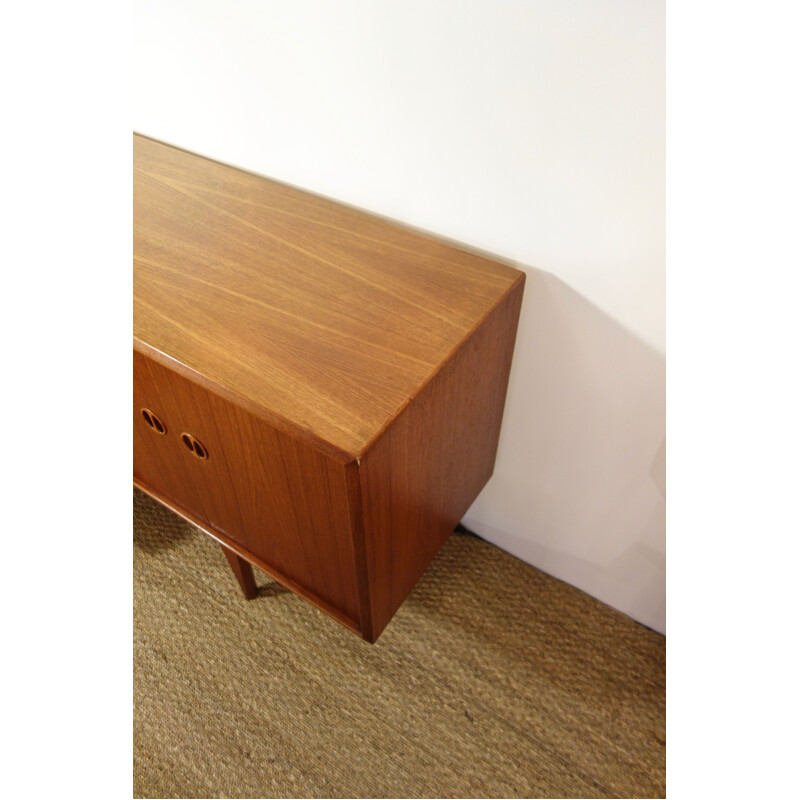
[[133, 133, 525, 642]]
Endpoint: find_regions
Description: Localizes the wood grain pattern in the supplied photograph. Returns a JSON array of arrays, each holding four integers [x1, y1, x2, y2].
[[134, 133, 521, 457], [134, 133, 526, 641], [133, 350, 362, 630], [359, 277, 525, 639]]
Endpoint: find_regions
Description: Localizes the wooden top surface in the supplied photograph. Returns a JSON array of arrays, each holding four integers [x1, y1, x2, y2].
[[134, 133, 523, 458]]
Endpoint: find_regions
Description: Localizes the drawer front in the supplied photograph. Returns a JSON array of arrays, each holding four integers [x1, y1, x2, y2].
[[133, 350, 361, 623]]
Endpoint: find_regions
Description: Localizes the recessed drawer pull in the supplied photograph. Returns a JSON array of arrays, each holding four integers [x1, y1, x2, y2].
[[181, 432, 208, 460], [141, 408, 167, 435]]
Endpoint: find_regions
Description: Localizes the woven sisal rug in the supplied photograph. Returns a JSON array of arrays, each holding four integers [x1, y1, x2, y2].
[[134, 488, 665, 798]]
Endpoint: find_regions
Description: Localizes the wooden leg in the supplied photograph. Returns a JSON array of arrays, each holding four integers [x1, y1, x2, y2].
[[221, 544, 258, 600]]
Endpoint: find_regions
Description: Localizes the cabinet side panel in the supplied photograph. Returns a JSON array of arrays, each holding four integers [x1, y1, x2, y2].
[[359, 277, 524, 639], [134, 350, 361, 625]]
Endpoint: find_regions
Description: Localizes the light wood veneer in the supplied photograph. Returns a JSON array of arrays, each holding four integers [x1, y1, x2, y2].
[[133, 133, 524, 641]]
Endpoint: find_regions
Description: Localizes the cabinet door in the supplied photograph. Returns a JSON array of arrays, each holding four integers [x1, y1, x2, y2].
[[133, 350, 362, 626], [134, 351, 209, 523]]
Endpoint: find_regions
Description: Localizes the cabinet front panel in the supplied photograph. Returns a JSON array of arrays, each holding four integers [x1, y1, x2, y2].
[[133, 350, 361, 624]]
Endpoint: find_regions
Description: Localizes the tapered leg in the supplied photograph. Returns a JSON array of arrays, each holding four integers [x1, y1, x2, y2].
[[221, 544, 258, 599]]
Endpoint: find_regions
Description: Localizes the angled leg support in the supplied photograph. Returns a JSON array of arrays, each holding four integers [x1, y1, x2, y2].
[[221, 544, 258, 600]]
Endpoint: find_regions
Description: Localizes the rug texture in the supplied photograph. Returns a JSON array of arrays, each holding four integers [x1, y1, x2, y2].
[[133, 488, 665, 799]]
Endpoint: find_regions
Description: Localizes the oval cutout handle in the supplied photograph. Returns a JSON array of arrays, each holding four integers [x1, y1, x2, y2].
[[181, 432, 208, 460], [141, 408, 167, 435]]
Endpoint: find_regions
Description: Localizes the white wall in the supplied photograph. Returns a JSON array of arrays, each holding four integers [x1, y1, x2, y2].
[[134, 0, 666, 633]]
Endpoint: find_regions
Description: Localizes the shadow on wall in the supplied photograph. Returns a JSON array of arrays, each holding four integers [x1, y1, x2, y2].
[[463, 267, 666, 634]]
